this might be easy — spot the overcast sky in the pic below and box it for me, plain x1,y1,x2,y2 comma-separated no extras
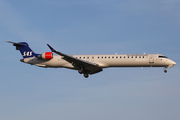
0,0,180,120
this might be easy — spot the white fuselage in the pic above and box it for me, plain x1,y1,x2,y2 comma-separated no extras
7,41,176,78
22,54,176,69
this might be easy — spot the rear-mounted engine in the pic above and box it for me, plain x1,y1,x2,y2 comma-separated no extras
38,52,53,60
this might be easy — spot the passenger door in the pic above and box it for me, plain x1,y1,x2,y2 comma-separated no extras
149,55,154,63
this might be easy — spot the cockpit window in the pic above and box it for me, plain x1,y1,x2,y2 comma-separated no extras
159,56,168,58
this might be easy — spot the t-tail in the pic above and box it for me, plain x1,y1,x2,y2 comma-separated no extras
6,41,38,58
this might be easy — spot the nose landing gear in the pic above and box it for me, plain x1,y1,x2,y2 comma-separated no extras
163,66,168,73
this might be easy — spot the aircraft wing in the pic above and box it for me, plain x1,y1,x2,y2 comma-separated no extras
47,44,103,74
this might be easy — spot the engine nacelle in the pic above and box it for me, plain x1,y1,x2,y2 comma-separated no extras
38,52,53,60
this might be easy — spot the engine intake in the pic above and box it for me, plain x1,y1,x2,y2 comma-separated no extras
38,52,53,60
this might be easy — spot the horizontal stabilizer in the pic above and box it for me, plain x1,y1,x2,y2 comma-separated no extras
5,41,27,46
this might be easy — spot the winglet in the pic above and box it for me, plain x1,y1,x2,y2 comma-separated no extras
47,44,56,52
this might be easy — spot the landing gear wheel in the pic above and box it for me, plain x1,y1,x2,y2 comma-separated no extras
84,74,89,78
78,69,83,74
78,68,84,74
163,67,168,73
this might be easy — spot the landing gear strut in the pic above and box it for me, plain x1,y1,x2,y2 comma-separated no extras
163,67,168,73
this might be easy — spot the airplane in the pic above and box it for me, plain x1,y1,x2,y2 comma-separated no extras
6,41,176,78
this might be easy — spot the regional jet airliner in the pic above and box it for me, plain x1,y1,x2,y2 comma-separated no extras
6,41,176,78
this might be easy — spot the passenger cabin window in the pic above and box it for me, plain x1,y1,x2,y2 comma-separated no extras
159,56,168,58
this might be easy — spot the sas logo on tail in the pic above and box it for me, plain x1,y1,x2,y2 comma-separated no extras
23,51,33,56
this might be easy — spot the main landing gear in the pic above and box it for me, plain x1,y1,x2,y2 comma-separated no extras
78,68,89,78
78,69,83,74
163,67,168,73
84,74,89,78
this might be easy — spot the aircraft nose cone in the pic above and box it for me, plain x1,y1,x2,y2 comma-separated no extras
168,60,176,68
172,61,176,65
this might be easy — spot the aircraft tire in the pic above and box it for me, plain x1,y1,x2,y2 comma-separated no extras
78,69,83,74
84,74,89,78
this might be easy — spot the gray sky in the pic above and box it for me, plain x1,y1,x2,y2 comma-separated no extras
0,0,180,120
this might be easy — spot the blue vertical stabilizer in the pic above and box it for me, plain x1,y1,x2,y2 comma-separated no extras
6,41,38,58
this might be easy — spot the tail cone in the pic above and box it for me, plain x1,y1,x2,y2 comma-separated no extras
20,59,24,62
